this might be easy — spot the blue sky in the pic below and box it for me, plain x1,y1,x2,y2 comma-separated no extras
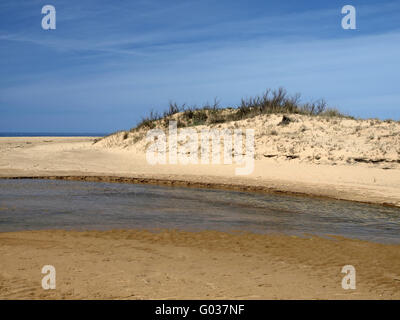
1,0,399,133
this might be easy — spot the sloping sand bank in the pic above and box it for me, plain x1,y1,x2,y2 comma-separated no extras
1,137,400,299
1,230,400,299
0,137,400,206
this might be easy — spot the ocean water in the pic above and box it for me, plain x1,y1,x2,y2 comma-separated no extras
0,179,400,244
0,132,108,137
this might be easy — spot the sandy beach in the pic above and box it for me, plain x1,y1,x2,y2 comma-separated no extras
1,133,400,207
1,229,400,299
2,0,400,303
0,125,399,299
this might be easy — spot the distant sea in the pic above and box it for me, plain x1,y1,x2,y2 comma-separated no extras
0,132,108,137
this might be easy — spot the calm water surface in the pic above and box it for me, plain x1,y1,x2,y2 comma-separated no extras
0,179,399,244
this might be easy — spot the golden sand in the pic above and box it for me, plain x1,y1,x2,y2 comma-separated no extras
1,230,399,299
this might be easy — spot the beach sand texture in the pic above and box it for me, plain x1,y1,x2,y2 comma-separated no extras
0,114,400,299
1,230,400,299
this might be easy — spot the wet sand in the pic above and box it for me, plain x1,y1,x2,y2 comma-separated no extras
1,137,400,299
1,229,400,299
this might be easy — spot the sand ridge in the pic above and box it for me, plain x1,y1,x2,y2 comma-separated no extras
1,135,400,207
98,114,400,168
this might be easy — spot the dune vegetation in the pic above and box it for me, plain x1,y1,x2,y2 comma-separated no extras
132,88,347,131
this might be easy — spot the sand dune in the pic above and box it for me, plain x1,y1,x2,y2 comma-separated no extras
1,114,400,207
1,115,400,299
98,114,400,169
